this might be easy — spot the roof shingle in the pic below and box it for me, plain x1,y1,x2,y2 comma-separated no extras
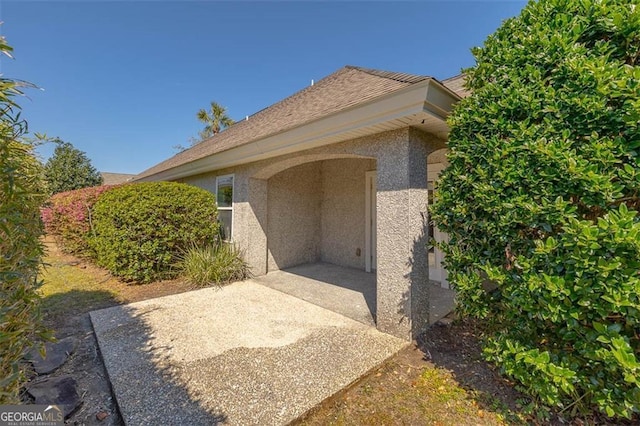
137,66,440,180
441,74,469,98
101,172,136,185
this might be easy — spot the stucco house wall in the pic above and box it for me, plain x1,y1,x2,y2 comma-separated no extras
320,158,375,270
265,158,376,272
137,66,463,341
179,127,445,339
267,162,322,270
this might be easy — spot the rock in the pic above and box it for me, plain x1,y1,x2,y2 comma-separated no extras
423,349,432,360
96,411,109,421
25,336,77,375
27,375,82,418
436,317,454,326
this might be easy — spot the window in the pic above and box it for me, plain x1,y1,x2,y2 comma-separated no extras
216,174,234,240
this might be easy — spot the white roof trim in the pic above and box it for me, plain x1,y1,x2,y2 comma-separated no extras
138,80,458,182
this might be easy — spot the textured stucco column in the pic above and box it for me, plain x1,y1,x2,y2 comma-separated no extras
243,177,268,276
376,133,430,340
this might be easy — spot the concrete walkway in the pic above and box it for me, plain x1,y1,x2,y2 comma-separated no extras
91,281,407,426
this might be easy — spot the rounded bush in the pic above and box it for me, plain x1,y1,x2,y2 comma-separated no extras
90,182,219,283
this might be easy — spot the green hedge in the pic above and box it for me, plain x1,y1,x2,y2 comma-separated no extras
432,0,640,420
90,182,219,283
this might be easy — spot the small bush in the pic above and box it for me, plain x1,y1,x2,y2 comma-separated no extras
41,185,115,256
90,182,219,283
0,139,49,404
178,242,251,287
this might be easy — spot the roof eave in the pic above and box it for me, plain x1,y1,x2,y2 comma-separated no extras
423,78,460,120
137,79,459,182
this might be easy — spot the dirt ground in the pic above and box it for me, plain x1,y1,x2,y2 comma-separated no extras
298,320,526,426
298,312,637,426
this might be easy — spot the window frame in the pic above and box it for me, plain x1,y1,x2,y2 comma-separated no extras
215,174,234,241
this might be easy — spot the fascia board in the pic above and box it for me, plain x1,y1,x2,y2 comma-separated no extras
424,80,458,120
139,80,457,182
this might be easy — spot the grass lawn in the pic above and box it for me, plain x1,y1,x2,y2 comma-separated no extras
39,238,195,324
300,365,515,425
35,240,197,425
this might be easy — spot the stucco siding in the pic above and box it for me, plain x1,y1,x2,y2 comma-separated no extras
427,147,449,165
267,162,322,271
320,158,374,270
179,127,445,339
182,173,217,193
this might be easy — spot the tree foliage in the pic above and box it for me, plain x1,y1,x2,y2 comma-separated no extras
44,140,102,194
432,0,640,419
196,101,234,141
0,36,49,403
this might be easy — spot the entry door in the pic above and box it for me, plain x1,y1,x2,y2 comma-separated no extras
428,164,449,288
365,171,377,272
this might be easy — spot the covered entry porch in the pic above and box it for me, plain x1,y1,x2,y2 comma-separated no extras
254,262,455,326
138,66,462,341
239,128,448,340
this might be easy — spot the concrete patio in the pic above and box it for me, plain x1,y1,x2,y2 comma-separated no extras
256,262,456,326
91,280,408,425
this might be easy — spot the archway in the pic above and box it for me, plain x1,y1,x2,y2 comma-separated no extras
251,155,378,325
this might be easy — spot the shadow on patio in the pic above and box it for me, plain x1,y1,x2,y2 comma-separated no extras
90,304,227,425
91,282,406,424
254,262,455,328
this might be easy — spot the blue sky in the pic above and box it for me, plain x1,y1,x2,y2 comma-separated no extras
1,1,526,174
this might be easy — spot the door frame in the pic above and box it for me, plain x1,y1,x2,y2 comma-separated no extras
428,163,449,288
365,171,377,273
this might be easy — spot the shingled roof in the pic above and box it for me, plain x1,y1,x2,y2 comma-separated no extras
137,65,456,180
441,74,469,98
101,172,136,185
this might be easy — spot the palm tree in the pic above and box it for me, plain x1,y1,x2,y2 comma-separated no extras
196,101,234,140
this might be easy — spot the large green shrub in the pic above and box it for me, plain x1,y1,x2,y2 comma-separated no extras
41,185,115,256
0,38,49,403
90,182,219,283
431,0,639,419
